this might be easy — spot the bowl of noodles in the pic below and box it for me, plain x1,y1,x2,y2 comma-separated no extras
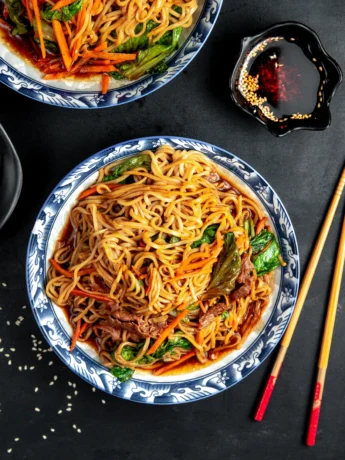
26,136,299,404
0,1,221,108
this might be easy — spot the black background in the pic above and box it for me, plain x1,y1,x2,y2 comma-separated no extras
1,1,345,459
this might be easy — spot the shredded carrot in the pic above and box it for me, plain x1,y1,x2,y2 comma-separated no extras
52,20,72,70
196,331,202,344
153,351,196,375
181,257,217,273
25,0,33,24
70,319,81,352
169,268,204,283
50,259,95,278
80,322,89,336
176,300,191,311
52,0,77,11
256,217,266,235
93,41,107,52
72,2,87,58
32,0,46,58
71,289,111,303
147,309,190,355
78,182,120,200
101,73,110,95
65,21,72,37
84,52,136,62
80,65,116,73
44,71,72,80
177,251,210,275
90,59,111,65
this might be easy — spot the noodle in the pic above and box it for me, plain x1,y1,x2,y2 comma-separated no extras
46,146,277,378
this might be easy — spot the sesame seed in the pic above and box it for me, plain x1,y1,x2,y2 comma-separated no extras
38,341,42,345
42,435,47,440
74,391,78,396
68,403,72,407
7,448,12,453
35,407,40,412
35,387,39,393
58,410,63,415
8,360,12,366
0,348,3,352
92,387,96,392
30,366,35,370
77,428,81,434
24,365,27,370
18,367,22,371
101,400,106,404
66,408,72,412
31,334,36,339
67,395,72,399
49,382,54,386
73,424,77,429
48,361,53,366
10,348,15,352
14,438,19,442
22,306,27,309
50,428,55,432
73,383,76,388
38,357,42,361
5,354,10,358
31,347,37,351
2,282,7,287
68,382,72,386
54,375,58,381
6,321,10,326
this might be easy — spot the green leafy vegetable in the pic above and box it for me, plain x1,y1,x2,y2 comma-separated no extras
187,303,199,311
113,20,157,53
151,234,159,242
5,0,28,35
33,18,56,42
150,61,169,75
34,38,58,53
191,224,220,249
204,233,241,299
110,366,134,382
103,154,151,182
152,337,191,359
222,311,230,320
250,229,274,254
41,0,83,22
169,236,181,244
243,218,255,239
251,235,281,276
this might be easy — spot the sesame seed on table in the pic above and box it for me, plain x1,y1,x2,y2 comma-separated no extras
0,0,345,458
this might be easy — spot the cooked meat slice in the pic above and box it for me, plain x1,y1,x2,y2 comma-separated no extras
199,303,228,329
94,323,121,341
206,172,220,183
230,253,254,301
230,282,252,301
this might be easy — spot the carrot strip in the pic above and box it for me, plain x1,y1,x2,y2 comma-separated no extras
70,319,81,352
80,322,89,336
84,51,136,62
91,0,100,14
72,2,87,58
153,351,196,376
101,74,110,94
147,309,190,355
256,217,266,235
44,71,72,80
181,257,217,273
78,182,120,200
93,41,107,52
32,0,46,58
176,300,190,311
71,289,111,303
52,20,72,70
50,259,95,278
25,0,33,24
65,21,72,37
90,59,111,65
196,331,202,344
177,251,210,275
52,0,76,11
80,65,116,73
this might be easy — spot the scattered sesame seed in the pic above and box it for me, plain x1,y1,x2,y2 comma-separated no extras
77,429,81,434
24,365,27,371
35,387,39,393
35,407,40,412
31,335,36,339
68,382,72,386
30,366,35,370
2,282,7,287
68,403,72,407
101,400,106,404
6,321,10,326
5,354,10,358
18,366,22,371
58,410,63,414
22,306,27,309
8,360,12,366
73,383,76,388
7,448,12,454
49,382,54,386
73,424,77,429
38,341,42,345
48,361,53,366
32,348,37,351
66,408,72,412
14,438,19,442
67,395,72,399
42,435,47,440
92,387,96,392
54,375,58,381
50,428,55,432
0,348,3,352
10,348,15,352
38,357,42,361
74,391,78,396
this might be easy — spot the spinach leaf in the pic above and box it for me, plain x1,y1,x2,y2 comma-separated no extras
5,0,28,35
204,233,241,299
110,366,134,382
222,311,230,320
150,61,169,75
252,237,281,276
33,18,56,42
169,236,181,244
250,229,274,254
114,20,157,53
121,345,139,361
243,218,255,239
34,38,59,53
103,154,151,182
151,234,159,242
191,224,220,249
42,0,83,22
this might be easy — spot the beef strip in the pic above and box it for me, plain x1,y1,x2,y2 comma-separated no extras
206,172,221,183
94,323,121,341
230,253,254,301
198,302,228,329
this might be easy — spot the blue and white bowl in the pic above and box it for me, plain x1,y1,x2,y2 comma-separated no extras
26,136,299,404
0,1,222,108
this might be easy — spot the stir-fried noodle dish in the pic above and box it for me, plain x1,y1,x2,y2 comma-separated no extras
1,0,199,92
46,146,284,381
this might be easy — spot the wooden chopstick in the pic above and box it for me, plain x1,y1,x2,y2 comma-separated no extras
306,215,345,446
254,168,345,422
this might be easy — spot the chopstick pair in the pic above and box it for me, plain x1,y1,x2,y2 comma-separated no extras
254,167,345,446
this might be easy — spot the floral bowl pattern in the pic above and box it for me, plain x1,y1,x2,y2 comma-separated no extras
0,1,222,109
26,136,299,404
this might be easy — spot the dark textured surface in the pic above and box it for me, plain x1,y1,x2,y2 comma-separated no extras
1,0,345,458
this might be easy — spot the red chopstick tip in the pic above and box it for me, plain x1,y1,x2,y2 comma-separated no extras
306,406,321,446
254,375,276,421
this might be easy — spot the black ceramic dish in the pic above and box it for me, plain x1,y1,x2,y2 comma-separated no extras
230,22,343,137
0,124,22,230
